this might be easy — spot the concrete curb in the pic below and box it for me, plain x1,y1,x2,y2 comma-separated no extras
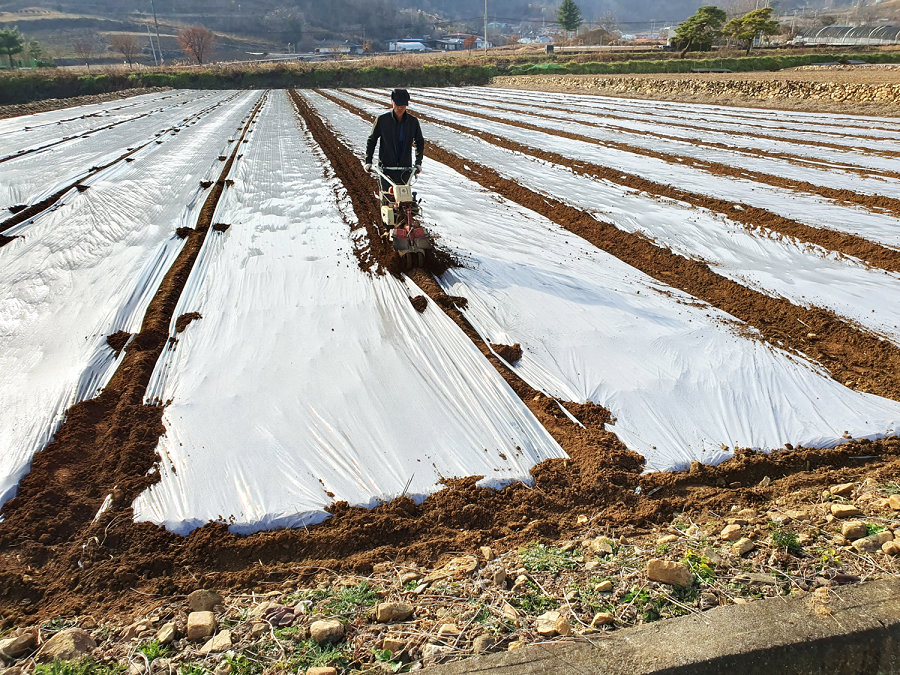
426,578,900,674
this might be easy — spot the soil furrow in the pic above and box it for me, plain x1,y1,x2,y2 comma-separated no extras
321,89,900,403
348,90,900,268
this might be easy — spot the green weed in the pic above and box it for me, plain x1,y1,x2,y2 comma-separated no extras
35,659,124,675
286,639,350,671
771,528,803,555
681,550,714,582
866,523,887,536
511,581,557,615
176,666,208,675
519,543,582,574
40,617,79,637
138,639,170,663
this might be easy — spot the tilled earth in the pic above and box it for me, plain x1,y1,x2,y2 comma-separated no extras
1,86,900,674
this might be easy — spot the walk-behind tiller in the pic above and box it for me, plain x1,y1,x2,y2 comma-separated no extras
371,165,431,270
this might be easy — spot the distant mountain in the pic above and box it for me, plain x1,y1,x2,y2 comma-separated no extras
0,0,854,51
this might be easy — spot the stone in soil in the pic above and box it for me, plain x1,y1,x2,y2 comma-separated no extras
250,622,268,638
731,538,755,556
719,524,742,541
883,541,900,556
889,494,900,510
647,559,693,587
310,619,344,644
535,610,571,637
594,580,613,592
508,640,526,651
188,589,224,612
35,629,96,663
830,504,862,518
492,567,507,586
200,630,232,654
422,643,453,666
438,623,461,637
830,483,855,497
501,601,520,622
587,537,615,556
423,555,479,582
851,531,893,553
155,622,177,645
376,601,414,623
306,668,337,675
382,637,406,654
656,534,678,544
590,612,614,627
186,611,217,640
0,632,36,661
841,521,868,540
472,634,493,654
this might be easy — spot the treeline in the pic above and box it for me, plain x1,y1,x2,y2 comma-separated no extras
4,51,900,105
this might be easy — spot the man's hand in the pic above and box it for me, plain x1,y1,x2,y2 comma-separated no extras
415,164,422,175
364,163,372,173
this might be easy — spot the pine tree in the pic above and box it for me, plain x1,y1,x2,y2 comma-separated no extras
0,26,25,68
557,0,583,34
674,6,726,58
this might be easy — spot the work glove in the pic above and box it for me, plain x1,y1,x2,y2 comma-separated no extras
364,163,372,173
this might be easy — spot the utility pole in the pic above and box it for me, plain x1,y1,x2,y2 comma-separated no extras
484,0,488,53
149,0,164,65
146,24,158,65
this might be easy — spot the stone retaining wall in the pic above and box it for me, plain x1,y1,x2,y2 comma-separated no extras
493,75,900,106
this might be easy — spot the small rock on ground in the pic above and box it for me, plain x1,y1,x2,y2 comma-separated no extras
375,602,413,622
188,589,224,612
35,629,96,663
647,559,693,587
831,504,862,518
310,619,344,644
186,611,217,640
199,630,232,655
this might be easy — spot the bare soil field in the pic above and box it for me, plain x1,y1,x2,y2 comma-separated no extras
1,85,899,674
493,65,900,116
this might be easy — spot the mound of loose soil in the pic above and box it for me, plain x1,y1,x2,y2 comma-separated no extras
494,343,523,364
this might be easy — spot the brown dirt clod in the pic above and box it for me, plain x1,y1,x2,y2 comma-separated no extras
175,312,203,333
494,343,523,364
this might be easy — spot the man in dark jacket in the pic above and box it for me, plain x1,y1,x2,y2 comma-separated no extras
364,88,424,196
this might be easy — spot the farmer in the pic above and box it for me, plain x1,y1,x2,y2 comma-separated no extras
364,88,424,198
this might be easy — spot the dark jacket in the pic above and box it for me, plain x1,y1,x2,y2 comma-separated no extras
365,110,424,168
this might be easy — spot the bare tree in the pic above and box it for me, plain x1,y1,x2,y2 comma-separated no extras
72,32,101,70
109,34,142,67
178,26,215,64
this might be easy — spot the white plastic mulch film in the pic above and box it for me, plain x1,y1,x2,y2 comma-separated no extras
131,91,565,534
2,87,899,536
0,91,262,508
307,88,899,471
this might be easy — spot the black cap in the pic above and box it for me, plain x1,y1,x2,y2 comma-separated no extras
391,88,410,105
